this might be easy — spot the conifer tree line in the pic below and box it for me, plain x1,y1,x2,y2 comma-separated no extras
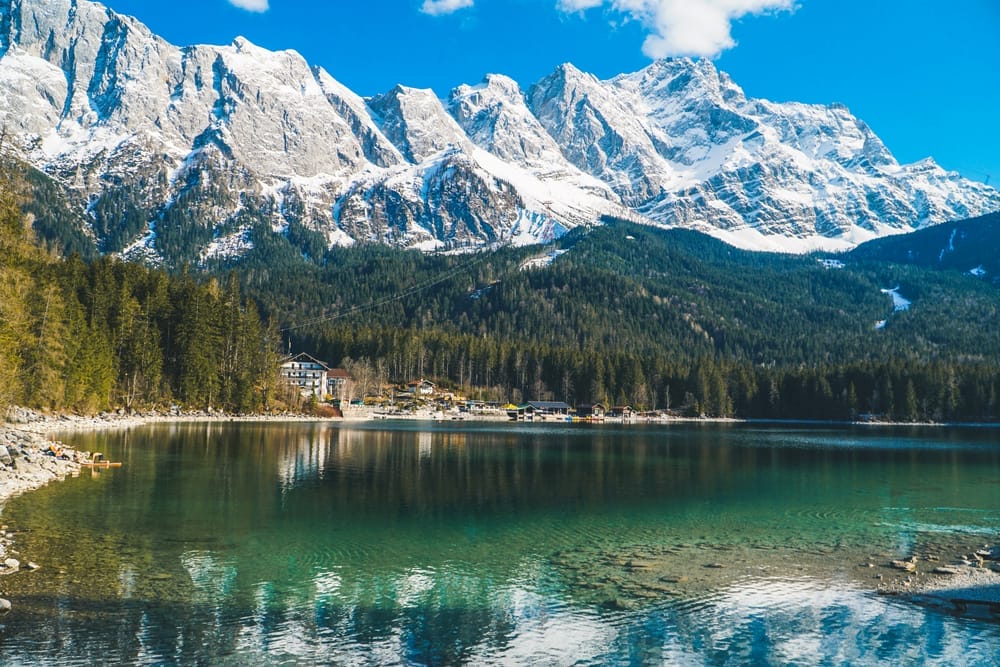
1,162,282,414
259,221,998,423
4,151,999,422
299,325,998,421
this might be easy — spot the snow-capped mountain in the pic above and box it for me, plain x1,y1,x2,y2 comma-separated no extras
0,0,996,264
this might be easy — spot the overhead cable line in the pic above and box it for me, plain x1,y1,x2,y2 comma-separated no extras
280,239,510,333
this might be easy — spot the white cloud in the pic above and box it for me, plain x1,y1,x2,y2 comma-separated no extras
559,0,795,58
420,0,475,16
559,0,603,9
227,0,269,12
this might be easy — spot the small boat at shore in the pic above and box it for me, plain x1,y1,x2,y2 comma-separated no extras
79,461,122,468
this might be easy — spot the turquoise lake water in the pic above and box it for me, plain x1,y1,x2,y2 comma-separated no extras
0,421,998,665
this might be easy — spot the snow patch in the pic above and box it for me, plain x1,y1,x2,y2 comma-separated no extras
880,287,911,312
818,258,845,269
520,249,569,271
509,210,569,247
410,238,446,252
697,222,907,254
200,226,254,263
117,223,164,267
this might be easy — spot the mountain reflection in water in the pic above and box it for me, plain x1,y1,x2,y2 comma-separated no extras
0,421,997,665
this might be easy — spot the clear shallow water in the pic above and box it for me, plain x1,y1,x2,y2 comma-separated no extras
0,422,998,665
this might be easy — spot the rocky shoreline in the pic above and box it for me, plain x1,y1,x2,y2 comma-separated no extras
872,545,1000,619
1,411,97,614
0,417,88,506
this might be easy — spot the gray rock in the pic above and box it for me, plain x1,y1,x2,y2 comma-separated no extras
0,598,11,614
0,445,11,466
624,559,659,570
890,558,917,572
976,546,1000,561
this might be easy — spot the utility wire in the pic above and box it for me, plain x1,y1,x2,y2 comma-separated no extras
280,239,512,333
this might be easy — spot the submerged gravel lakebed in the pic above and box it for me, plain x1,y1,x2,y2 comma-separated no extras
1,414,998,653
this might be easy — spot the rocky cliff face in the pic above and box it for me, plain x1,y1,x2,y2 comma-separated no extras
0,0,996,264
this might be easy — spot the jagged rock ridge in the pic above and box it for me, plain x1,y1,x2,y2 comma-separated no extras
0,0,996,264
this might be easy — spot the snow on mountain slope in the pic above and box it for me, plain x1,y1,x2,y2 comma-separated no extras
0,0,997,263
527,63,676,206
343,84,636,248
530,57,1000,250
369,85,471,164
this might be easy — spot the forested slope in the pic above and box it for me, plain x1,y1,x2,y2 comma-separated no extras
0,162,282,414
5,143,998,422
235,216,999,421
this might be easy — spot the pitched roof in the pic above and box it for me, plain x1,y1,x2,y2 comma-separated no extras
527,401,572,410
282,352,330,369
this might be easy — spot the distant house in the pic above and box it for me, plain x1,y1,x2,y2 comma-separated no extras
508,401,573,421
528,401,571,414
609,405,634,420
406,379,436,396
327,368,352,398
461,400,504,416
280,353,330,398
527,401,572,416
576,403,607,419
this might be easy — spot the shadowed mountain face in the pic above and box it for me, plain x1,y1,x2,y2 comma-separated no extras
849,212,1000,282
1,0,997,265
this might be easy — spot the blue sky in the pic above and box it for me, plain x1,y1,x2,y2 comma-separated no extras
104,0,999,185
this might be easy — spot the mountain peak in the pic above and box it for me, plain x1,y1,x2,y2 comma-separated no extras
618,56,745,106
0,0,997,261
480,73,522,96
551,61,594,83
369,84,468,163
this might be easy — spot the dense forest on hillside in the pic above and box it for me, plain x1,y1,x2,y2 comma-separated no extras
227,215,1000,422
0,161,282,414
848,211,1000,279
4,149,999,422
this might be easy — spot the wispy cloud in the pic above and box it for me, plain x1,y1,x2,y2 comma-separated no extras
227,0,269,13
559,0,795,58
428,1,794,57
420,0,475,16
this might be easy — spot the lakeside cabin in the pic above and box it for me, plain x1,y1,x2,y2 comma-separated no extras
280,353,331,398
407,379,437,396
327,367,352,398
609,405,635,421
575,403,607,420
279,353,352,401
508,401,573,421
